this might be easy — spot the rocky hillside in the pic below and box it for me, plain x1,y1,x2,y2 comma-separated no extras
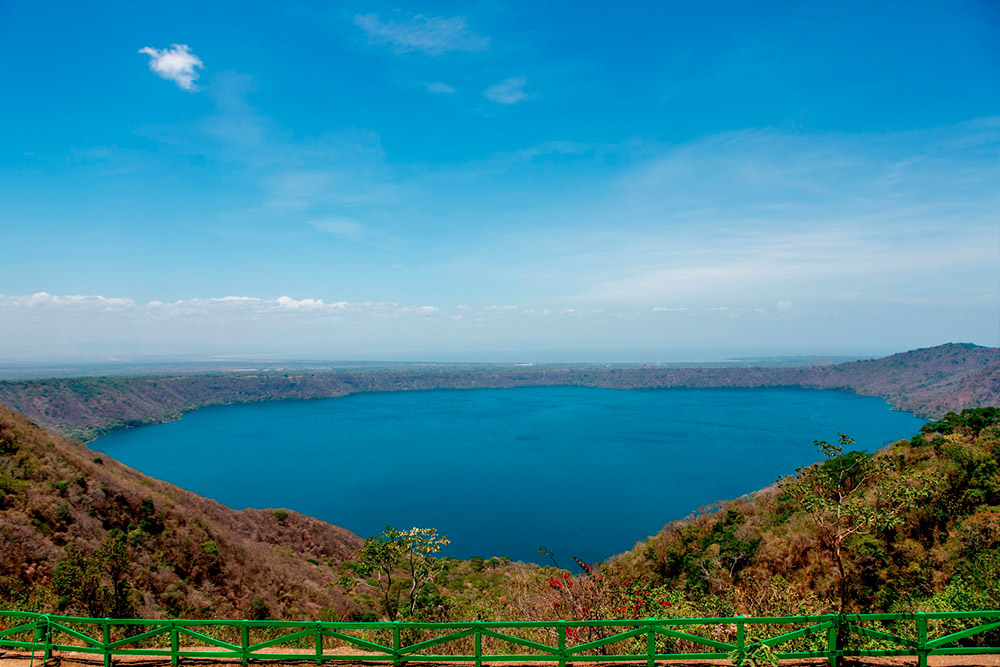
0,344,1000,440
798,343,1000,417
0,402,361,618
0,344,996,441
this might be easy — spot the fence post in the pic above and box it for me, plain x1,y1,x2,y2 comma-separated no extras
241,621,249,667
103,619,112,667
315,621,323,665
826,615,838,667
474,621,482,667
170,619,179,667
558,620,566,667
736,617,745,659
42,614,51,665
916,612,928,667
646,619,655,667
392,622,401,667
32,618,44,652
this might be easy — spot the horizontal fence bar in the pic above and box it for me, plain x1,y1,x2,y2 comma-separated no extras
5,611,1000,665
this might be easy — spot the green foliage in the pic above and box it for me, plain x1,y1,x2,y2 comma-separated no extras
0,473,25,496
100,530,138,618
272,508,288,522
53,502,72,524
52,532,137,618
339,525,450,620
921,407,1000,437
0,425,18,455
137,497,165,534
53,546,102,615
729,642,779,667
779,433,931,612
246,596,271,620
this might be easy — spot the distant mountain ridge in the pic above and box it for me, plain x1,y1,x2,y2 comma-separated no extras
0,343,996,441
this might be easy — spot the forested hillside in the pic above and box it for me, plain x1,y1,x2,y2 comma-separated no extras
0,403,360,619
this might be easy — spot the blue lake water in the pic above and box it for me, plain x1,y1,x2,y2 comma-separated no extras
91,386,927,564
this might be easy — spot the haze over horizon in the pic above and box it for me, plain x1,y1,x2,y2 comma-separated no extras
1,1,997,363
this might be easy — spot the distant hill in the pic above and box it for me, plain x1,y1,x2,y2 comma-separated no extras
0,402,361,618
0,343,996,441
793,343,1000,416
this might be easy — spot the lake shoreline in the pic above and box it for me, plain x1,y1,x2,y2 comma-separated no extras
89,386,928,564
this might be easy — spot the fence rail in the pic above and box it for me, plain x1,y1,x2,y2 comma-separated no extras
3,611,1000,667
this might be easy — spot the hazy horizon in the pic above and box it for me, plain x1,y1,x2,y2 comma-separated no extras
0,344,981,381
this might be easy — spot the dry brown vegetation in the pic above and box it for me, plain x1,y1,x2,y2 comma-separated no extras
0,403,361,619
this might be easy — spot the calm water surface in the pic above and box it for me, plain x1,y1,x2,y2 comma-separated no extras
92,386,927,563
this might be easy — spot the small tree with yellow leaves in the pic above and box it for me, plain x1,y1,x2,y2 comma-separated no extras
340,525,450,620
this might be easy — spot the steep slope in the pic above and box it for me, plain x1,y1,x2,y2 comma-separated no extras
1,344,997,441
0,403,361,618
796,343,1000,416
603,407,1000,616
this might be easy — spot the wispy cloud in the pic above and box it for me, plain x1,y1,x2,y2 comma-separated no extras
484,77,530,104
0,293,828,324
354,13,489,56
307,217,364,240
424,81,455,94
429,120,999,322
519,141,590,159
138,44,204,91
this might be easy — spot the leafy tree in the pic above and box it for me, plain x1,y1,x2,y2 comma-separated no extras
52,546,103,615
779,433,930,614
99,531,136,619
51,531,136,618
339,526,449,620
920,407,1000,438
246,596,271,620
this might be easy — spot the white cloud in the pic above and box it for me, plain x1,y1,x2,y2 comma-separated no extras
1,291,995,363
354,13,489,56
425,82,455,94
9,292,135,310
484,77,529,104
275,296,326,310
138,44,204,91
307,217,364,240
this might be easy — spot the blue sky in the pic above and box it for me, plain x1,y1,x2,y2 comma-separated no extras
0,0,997,362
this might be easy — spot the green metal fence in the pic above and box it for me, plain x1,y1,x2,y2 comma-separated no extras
3,611,1000,667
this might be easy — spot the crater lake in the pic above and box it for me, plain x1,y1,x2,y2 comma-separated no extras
91,386,928,563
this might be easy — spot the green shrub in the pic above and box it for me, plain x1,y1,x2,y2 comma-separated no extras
247,597,270,620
